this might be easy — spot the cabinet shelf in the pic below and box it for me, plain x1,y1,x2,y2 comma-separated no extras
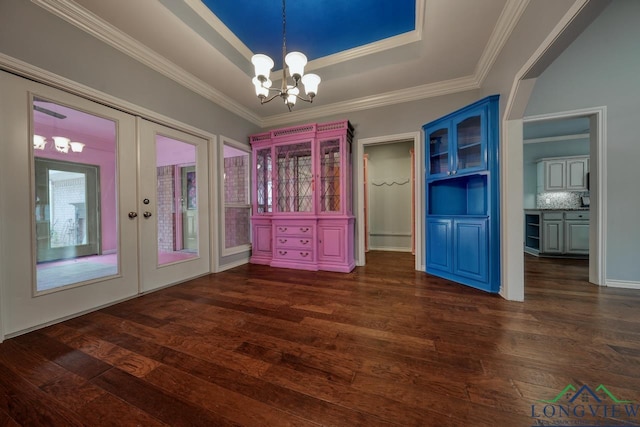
458,142,482,150
430,151,449,158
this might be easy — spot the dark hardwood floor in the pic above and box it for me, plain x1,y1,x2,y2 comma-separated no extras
1,252,639,426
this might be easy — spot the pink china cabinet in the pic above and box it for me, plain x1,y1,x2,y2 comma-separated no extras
249,120,355,272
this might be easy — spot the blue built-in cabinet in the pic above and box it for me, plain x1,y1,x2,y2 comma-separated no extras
424,95,500,293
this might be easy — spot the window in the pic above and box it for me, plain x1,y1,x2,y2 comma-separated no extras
221,137,251,255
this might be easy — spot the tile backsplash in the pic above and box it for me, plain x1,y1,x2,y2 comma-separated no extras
537,191,589,209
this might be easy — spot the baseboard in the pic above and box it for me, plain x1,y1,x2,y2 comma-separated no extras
217,257,250,272
605,279,640,290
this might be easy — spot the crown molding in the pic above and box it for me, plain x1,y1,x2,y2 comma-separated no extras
475,0,530,84
32,0,262,126
261,75,479,128
30,0,518,129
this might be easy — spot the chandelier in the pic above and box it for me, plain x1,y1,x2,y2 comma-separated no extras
250,0,321,111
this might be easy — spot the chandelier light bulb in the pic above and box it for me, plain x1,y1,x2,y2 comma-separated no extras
33,134,47,150
284,52,307,80
252,77,272,99
52,136,70,153
251,54,274,81
301,73,321,98
69,142,85,153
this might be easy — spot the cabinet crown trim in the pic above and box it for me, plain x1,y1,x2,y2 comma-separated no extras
250,120,353,145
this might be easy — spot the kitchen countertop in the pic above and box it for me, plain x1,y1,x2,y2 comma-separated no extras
524,208,590,211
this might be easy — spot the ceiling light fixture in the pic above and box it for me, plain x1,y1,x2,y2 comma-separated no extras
251,0,320,111
33,135,84,153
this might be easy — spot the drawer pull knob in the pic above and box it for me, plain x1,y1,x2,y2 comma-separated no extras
279,239,287,244
300,252,309,257
279,227,288,232
300,239,309,245
279,250,287,255
300,227,309,232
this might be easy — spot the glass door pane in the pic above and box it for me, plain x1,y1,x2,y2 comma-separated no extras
256,147,272,213
155,135,198,266
138,118,210,293
428,127,449,176
33,97,118,292
319,138,341,212
456,114,483,171
276,141,313,212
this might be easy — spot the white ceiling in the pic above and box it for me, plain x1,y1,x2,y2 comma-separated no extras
42,0,526,127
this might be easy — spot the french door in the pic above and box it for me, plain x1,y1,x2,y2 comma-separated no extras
0,71,210,338
137,118,209,293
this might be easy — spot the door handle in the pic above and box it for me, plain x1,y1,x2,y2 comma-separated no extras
128,212,138,219
143,211,152,218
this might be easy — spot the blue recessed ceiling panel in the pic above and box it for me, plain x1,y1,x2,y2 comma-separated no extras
202,0,415,69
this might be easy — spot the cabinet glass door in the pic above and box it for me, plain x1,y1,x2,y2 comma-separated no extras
276,141,313,213
454,109,485,174
319,138,341,212
255,147,272,213
428,126,450,177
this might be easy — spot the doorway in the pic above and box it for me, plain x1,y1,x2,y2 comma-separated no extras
363,141,414,253
0,71,211,338
523,109,603,287
355,132,422,270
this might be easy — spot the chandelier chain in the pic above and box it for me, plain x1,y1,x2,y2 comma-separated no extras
281,0,287,88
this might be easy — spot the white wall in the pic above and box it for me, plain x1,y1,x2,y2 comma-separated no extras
524,0,640,283
365,141,413,251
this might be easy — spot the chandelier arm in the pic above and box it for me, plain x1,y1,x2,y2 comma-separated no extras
260,92,283,105
294,94,314,103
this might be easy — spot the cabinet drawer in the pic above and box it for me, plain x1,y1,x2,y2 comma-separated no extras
542,212,563,220
273,248,313,262
274,224,314,236
565,211,589,220
275,236,313,249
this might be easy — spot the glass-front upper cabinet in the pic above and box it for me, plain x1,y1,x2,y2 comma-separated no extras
425,105,487,179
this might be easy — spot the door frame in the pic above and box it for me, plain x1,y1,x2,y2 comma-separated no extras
522,107,606,287
354,132,422,271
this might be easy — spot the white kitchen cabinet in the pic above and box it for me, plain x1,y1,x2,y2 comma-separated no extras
537,156,589,192
566,157,589,190
564,211,589,254
539,210,589,256
542,212,564,254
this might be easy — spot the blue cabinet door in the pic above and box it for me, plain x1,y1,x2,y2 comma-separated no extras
425,122,452,179
426,218,452,272
452,106,487,176
453,219,488,283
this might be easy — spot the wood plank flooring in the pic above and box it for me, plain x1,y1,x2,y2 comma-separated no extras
1,252,639,426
